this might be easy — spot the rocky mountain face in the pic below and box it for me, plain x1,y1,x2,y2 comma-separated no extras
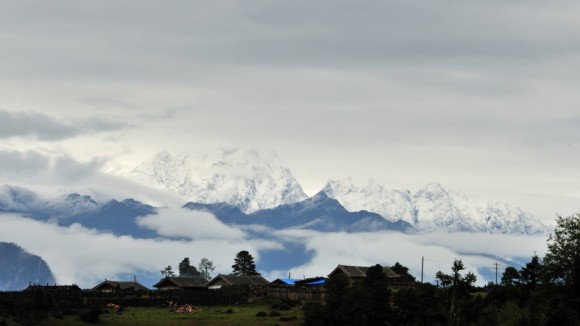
0,242,55,291
184,192,414,233
322,179,546,234
126,150,308,213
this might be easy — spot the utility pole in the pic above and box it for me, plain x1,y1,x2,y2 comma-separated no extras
493,262,499,285
421,256,424,283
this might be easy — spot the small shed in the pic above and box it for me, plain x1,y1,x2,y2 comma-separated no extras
92,280,148,293
207,274,269,290
294,277,327,286
153,277,208,290
270,278,301,287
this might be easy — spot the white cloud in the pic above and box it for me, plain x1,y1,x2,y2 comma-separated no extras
136,207,246,240
0,214,278,288
0,210,549,288
269,229,547,285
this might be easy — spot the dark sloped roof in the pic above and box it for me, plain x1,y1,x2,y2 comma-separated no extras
207,274,269,287
153,277,207,288
23,284,82,292
329,265,400,279
92,280,148,291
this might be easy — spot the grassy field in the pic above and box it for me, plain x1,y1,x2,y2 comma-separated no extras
36,304,304,326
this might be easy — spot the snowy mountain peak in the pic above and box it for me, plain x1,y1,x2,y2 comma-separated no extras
323,179,546,234
322,179,416,224
125,149,307,213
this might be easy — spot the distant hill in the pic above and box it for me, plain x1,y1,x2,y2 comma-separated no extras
0,185,159,238
0,242,55,291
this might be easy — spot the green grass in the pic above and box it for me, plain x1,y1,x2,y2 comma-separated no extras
39,304,303,326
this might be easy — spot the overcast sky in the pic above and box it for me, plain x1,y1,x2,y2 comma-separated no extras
1,1,580,221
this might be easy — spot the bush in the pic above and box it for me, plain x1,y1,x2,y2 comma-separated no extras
79,305,101,323
256,311,268,317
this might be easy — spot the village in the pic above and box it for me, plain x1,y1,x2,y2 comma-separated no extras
0,262,415,308
0,257,419,325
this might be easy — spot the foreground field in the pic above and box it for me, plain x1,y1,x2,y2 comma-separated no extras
38,304,303,326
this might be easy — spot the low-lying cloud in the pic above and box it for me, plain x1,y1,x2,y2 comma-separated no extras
136,207,246,240
263,229,548,285
0,214,278,288
0,211,549,288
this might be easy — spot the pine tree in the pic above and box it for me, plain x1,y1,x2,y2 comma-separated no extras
231,250,259,276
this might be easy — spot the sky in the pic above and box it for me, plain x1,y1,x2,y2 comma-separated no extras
1,1,576,286
1,2,580,219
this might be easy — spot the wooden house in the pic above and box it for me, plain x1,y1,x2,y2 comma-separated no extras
328,264,400,285
153,277,208,291
206,274,269,290
92,280,148,293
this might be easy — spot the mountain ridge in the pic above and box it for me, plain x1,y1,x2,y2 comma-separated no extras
322,179,546,234
125,150,307,213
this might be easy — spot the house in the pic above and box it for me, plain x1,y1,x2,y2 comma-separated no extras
23,284,82,293
21,284,85,309
92,280,149,293
328,265,400,285
153,277,208,290
206,274,269,290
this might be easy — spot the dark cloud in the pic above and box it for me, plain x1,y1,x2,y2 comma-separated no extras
0,110,79,140
0,109,128,140
0,150,49,176
0,150,103,183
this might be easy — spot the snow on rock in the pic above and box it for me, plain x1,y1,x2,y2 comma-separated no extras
323,180,546,235
125,149,308,213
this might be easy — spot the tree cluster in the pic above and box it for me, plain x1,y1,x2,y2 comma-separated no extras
161,257,215,280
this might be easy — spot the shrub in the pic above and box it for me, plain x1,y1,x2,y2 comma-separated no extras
256,311,268,317
79,304,101,323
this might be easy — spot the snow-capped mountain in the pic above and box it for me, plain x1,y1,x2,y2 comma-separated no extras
126,149,308,213
322,179,546,234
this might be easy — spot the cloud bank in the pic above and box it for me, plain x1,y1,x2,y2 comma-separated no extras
0,211,548,288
